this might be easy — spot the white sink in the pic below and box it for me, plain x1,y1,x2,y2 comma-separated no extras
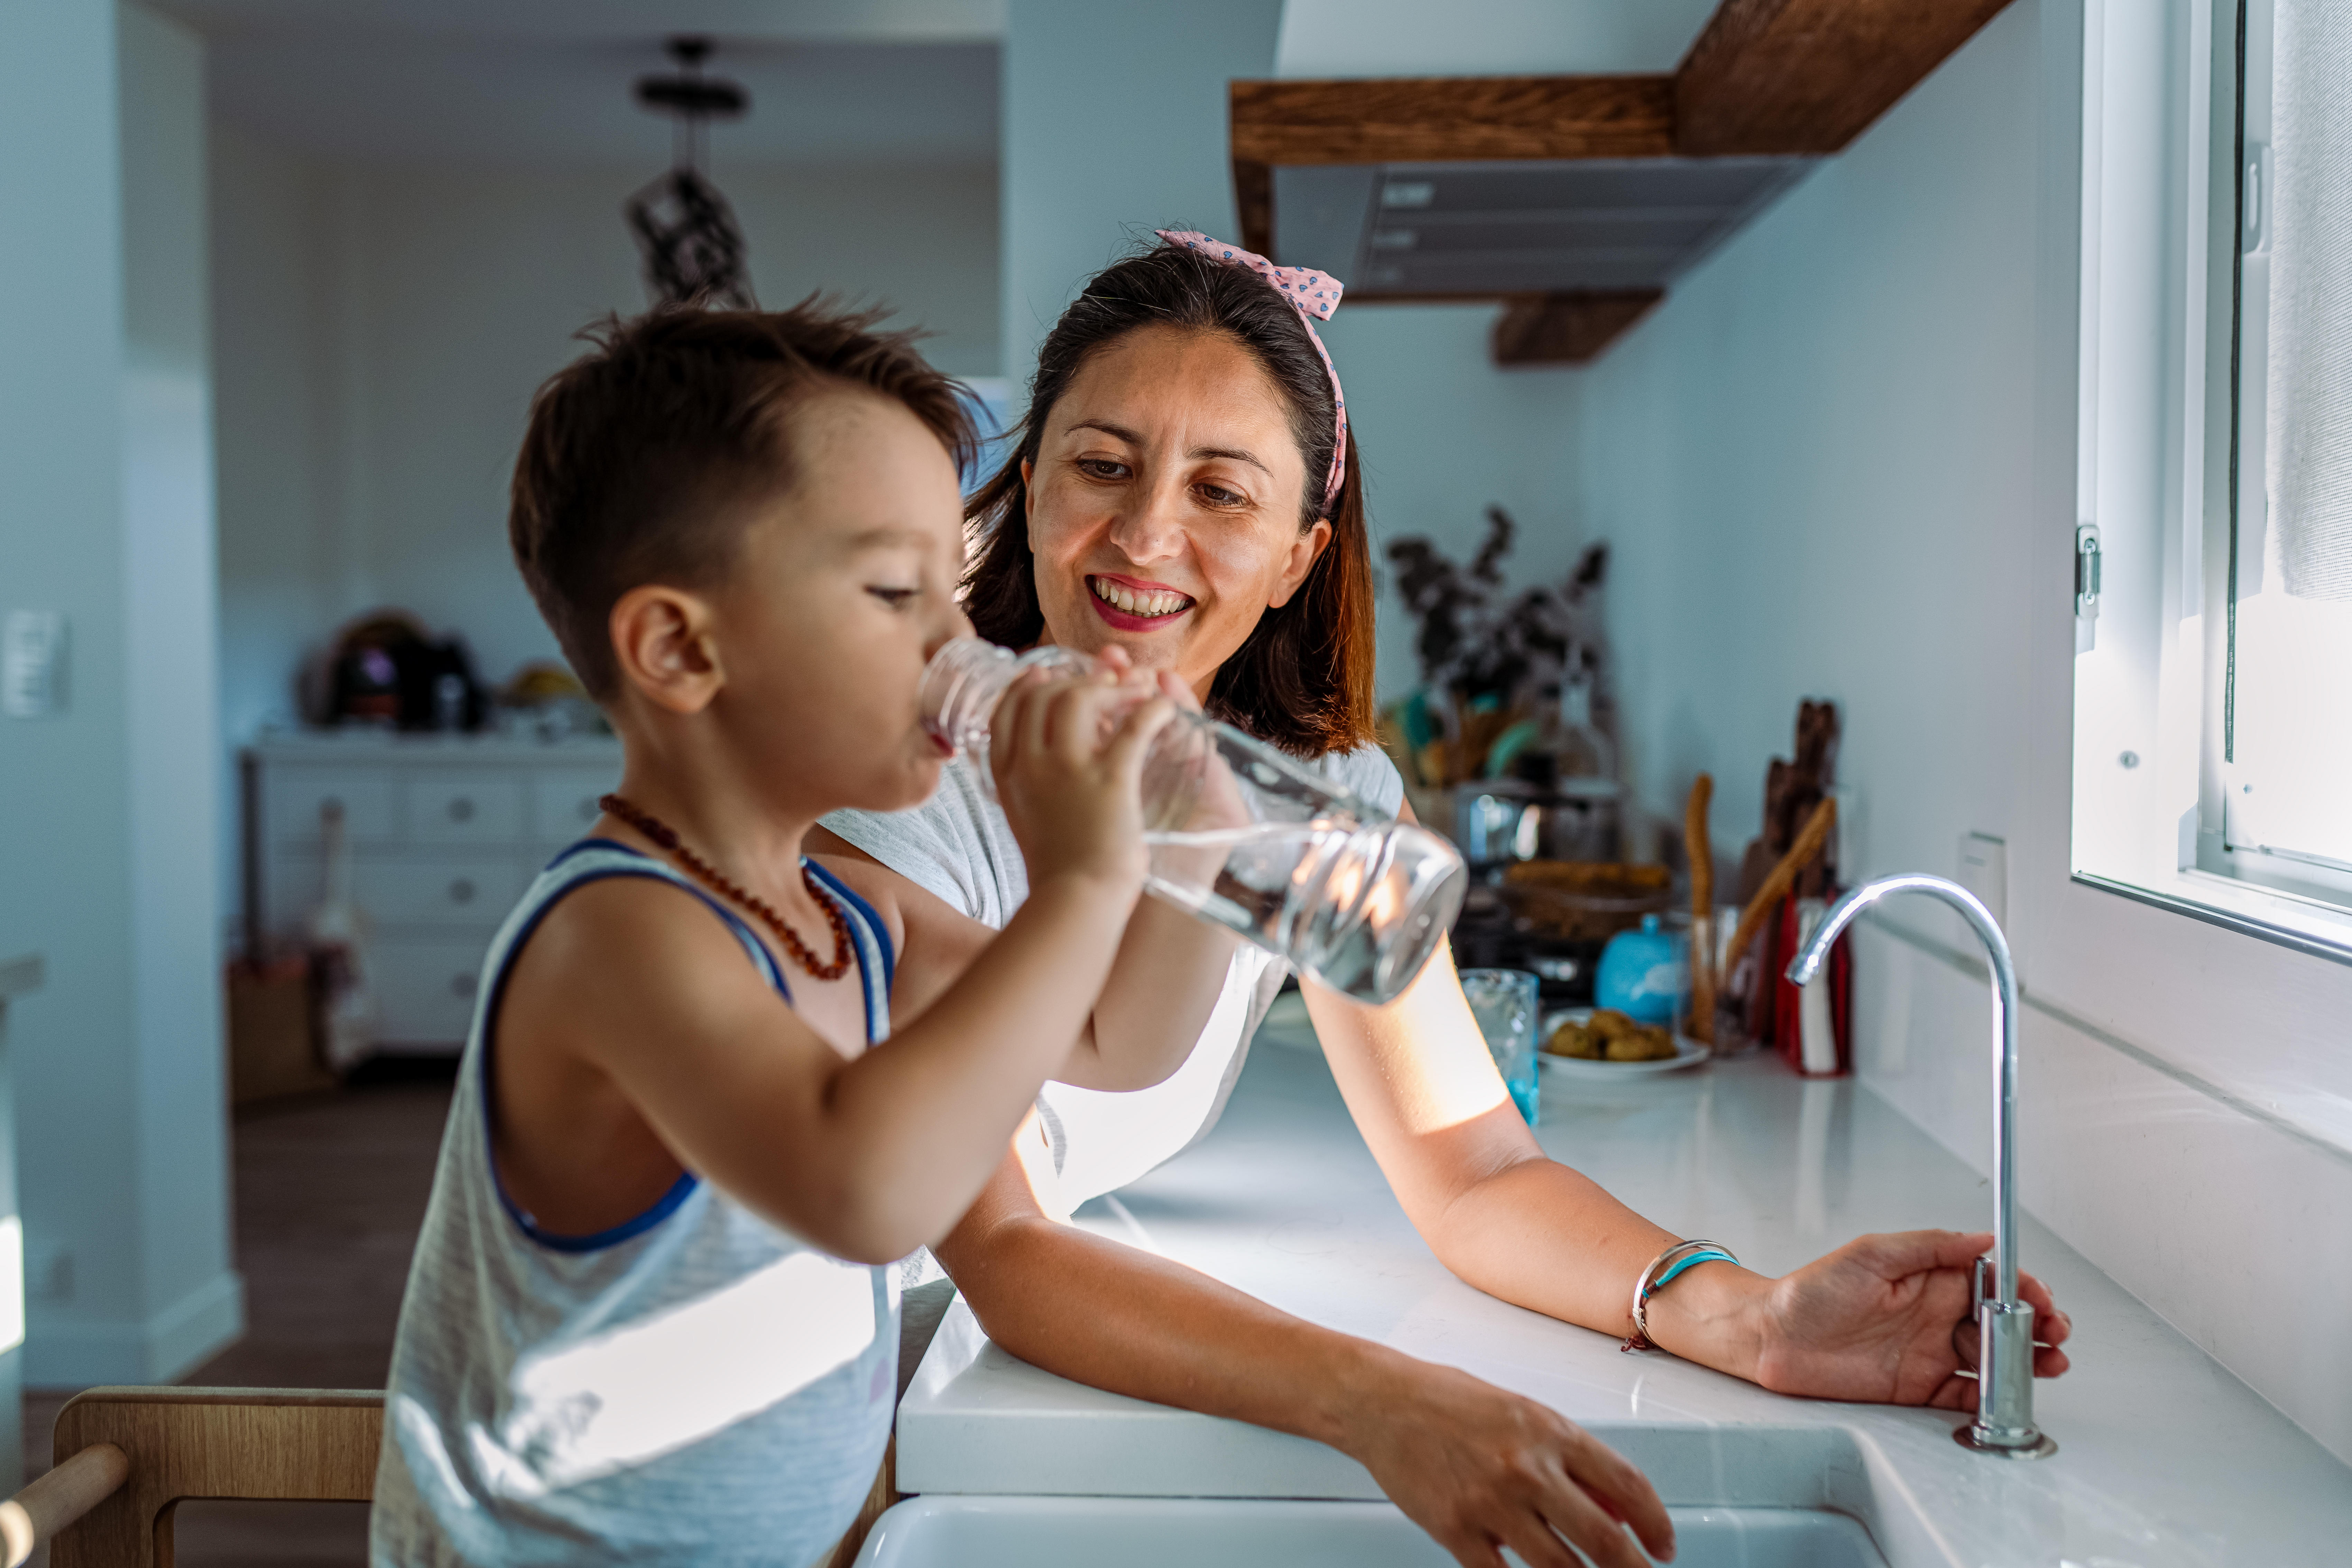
850,1496,1887,1567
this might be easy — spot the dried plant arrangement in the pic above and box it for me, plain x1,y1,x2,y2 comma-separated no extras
1381,508,1616,789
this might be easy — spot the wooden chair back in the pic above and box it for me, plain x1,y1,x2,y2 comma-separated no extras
20,1384,889,1567
45,1388,382,1568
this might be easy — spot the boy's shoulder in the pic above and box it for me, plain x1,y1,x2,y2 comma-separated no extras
807,850,994,1014
808,853,913,956
516,861,779,1013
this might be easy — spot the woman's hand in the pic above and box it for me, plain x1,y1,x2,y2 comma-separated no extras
1337,1353,1675,1568
1746,1230,2073,1408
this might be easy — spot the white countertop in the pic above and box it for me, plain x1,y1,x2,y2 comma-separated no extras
902,1021,2352,1566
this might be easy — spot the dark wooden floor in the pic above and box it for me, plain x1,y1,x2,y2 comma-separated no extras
26,1059,455,1566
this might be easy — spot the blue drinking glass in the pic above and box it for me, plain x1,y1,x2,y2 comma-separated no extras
1460,968,1541,1126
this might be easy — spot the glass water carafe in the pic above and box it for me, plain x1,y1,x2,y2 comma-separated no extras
919,638,1467,1005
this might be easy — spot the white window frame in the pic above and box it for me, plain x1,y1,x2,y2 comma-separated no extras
2071,0,2352,966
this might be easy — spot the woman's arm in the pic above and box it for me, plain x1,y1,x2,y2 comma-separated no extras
1301,941,2071,1402
935,1119,1674,1568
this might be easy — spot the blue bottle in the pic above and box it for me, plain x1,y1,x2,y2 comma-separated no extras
1595,914,1684,1027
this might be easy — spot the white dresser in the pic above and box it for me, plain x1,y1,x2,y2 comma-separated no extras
242,732,625,1053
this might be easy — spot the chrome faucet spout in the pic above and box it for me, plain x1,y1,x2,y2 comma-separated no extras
1784,872,2055,1458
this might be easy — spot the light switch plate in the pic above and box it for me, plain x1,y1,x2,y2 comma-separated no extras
2,610,65,718
1958,831,2008,933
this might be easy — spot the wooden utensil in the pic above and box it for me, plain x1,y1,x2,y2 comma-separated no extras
1686,773,1715,1043
1722,794,1837,999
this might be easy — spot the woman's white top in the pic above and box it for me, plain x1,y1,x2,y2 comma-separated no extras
371,842,901,1568
822,744,1404,1208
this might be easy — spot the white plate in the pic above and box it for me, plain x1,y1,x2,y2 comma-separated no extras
1538,1008,1709,1077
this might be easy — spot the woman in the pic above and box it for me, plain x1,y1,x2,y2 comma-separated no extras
815,233,2071,1568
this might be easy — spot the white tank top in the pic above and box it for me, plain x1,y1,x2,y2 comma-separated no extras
371,841,899,1568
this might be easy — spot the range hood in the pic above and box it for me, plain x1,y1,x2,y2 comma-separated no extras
1273,156,1811,298
1232,0,2019,363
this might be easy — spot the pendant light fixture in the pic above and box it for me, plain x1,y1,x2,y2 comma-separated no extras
626,36,755,309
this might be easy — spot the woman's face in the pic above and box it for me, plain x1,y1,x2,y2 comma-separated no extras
1023,325,1331,699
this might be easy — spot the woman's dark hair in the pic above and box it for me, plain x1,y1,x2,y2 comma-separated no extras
962,243,1376,757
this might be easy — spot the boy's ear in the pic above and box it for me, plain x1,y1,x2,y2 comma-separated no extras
609,585,724,715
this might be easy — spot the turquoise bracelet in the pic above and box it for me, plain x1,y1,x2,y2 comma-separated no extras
1653,1246,1737,1292
1622,1239,1738,1352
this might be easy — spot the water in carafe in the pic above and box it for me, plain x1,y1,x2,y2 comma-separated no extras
918,638,1467,1006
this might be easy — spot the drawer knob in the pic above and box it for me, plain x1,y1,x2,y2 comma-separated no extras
447,797,476,823
449,878,476,905
450,972,478,999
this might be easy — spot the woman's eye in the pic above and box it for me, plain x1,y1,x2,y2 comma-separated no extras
1075,458,1129,480
1197,482,1248,508
866,586,918,608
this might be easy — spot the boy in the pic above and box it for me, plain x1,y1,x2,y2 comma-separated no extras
370,304,1229,1566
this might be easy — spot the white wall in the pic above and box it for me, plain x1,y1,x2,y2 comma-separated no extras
1312,309,1583,704
1000,0,1285,378
0,0,240,1387
1569,0,2352,1464
213,149,1001,753
118,0,237,1382
212,123,342,767
1274,0,1716,77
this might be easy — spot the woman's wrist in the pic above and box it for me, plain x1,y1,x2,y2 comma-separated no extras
1640,1261,1773,1382
1309,1335,1427,1458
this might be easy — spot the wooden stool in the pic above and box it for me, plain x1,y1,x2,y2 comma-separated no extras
3,1388,381,1568
6,1385,894,1567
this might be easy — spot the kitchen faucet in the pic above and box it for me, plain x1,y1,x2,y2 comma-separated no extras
1787,873,2057,1458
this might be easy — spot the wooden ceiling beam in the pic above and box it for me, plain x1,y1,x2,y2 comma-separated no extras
1230,74,1676,167
1234,158,1276,260
1230,74,1672,255
1226,0,2021,360
1491,290,1664,366
1674,0,2019,155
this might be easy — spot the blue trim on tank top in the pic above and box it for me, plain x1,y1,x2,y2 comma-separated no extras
482,838,893,1254
807,858,895,1004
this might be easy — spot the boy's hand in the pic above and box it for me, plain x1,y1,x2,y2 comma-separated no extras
990,668,1174,894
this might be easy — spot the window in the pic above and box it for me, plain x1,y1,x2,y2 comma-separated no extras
2073,0,2352,962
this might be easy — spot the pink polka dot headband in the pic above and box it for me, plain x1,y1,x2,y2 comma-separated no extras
1156,229,1348,516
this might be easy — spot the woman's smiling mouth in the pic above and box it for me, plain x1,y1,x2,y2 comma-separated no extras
1087,574,1195,628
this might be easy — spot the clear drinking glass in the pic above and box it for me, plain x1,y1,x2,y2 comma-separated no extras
919,638,1468,1006
1460,967,1540,1126
1661,908,1696,1036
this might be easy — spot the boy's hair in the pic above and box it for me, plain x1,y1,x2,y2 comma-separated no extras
511,301,978,700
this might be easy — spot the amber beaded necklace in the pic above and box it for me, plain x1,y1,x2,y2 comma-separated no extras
599,793,854,982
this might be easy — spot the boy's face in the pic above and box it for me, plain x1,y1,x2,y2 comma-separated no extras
710,389,971,814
